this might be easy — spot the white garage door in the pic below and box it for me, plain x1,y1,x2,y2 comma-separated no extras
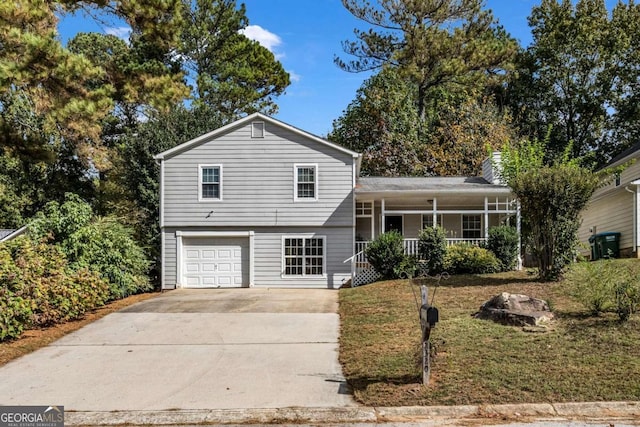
182,237,247,288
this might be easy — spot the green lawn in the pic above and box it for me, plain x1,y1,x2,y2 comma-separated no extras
339,263,640,406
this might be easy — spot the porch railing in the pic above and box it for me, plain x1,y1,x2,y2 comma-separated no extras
352,238,487,276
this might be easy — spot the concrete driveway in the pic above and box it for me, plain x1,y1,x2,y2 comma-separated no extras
0,289,354,411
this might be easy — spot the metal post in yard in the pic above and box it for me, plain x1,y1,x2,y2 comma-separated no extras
421,285,430,385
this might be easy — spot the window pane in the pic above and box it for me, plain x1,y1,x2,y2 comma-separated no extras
297,167,314,183
202,167,219,183
201,167,220,199
285,237,324,276
462,215,481,238
202,183,219,198
297,183,314,198
296,166,316,199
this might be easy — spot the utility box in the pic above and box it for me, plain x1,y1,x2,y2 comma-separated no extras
589,232,621,260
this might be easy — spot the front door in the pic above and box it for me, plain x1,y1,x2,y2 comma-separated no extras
384,215,403,234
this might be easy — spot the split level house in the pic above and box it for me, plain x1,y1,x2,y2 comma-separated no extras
155,113,520,289
578,143,640,258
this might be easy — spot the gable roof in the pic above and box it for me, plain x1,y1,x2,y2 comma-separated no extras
356,176,511,195
0,226,27,242
604,142,640,169
154,112,360,161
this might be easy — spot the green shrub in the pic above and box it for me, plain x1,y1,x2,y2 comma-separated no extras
0,238,110,339
67,217,151,299
27,194,151,300
29,193,93,243
614,278,640,322
0,288,32,341
365,231,405,280
444,244,501,274
566,260,616,315
395,255,419,279
418,226,447,274
486,225,519,271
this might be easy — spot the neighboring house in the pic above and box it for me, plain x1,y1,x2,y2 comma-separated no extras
578,143,640,258
0,226,27,243
156,113,520,289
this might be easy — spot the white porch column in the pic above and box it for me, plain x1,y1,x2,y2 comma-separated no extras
432,198,437,227
635,184,640,257
484,196,489,238
381,198,386,233
516,200,522,270
371,202,375,241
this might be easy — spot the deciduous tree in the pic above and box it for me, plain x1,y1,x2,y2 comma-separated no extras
507,0,640,165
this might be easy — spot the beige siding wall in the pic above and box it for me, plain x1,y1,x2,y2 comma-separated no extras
579,189,634,254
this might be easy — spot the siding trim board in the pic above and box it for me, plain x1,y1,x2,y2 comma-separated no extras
293,163,319,202
198,164,223,202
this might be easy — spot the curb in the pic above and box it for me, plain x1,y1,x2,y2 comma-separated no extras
65,401,640,425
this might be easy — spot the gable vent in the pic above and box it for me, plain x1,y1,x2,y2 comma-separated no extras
252,121,265,138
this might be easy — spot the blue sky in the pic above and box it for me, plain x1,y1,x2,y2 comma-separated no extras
58,0,617,136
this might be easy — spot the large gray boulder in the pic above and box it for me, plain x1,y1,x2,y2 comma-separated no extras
475,292,554,327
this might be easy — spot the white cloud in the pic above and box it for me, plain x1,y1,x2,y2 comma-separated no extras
105,26,131,40
289,71,301,83
240,25,282,52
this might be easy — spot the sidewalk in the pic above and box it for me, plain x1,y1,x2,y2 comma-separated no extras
66,401,640,425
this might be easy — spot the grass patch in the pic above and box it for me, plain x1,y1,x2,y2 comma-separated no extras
339,264,640,406
0,291,158,367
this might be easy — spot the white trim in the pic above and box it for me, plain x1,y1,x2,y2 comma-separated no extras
175,230,255,288
198,164,223,202
161,230,166,289
177,231,254,237
251,121,265,138
159,160,165,228
384,209,516,215
281,234,327,279
352,158,357,284
636,186,640,255
294,163,319,202
484,196,489,238
154,112,359,160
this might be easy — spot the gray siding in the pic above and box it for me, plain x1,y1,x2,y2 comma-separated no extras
162,226,352,289
162,122,354,228
163,230,177,288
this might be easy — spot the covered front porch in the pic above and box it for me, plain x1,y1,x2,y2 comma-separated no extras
351,177,520,280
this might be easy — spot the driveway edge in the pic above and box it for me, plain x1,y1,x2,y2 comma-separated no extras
65,401,640,425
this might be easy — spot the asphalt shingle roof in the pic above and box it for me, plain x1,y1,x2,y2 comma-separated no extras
0,229,16,240
356,176,508,192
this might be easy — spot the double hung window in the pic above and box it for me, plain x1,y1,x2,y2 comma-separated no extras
283,237,325,276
